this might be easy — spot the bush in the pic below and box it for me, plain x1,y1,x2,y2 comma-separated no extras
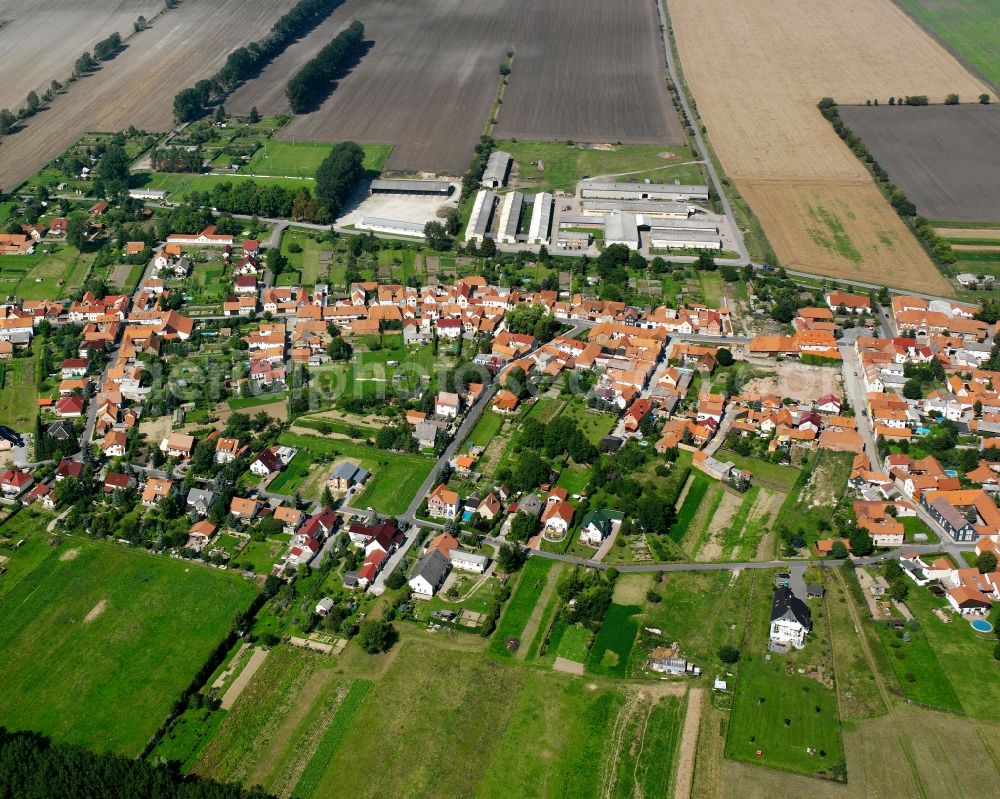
718,644,740,664
356,618,396,654
645,589,662,603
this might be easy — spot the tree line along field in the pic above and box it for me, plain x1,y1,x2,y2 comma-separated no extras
0,0,162,111
669,0,986,293
893,0,1000,91
836,104,1000,223
228,0,680,175
0,0,300,191
0,534,256,756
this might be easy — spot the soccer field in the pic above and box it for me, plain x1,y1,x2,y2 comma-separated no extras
0,538,256,755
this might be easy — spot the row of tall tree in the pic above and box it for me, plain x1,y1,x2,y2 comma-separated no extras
286,21,365,113
174,0,344,122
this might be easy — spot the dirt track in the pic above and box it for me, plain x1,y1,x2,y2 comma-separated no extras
0,0,297,191
674,687,702,799
670,0,986,293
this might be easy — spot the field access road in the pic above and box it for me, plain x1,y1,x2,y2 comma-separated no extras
656,0,749,266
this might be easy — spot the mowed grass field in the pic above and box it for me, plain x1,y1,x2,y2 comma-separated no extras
894,0,1000,89
501,141,703,194
278,432,434,515
670,0,985,292
243,140,392,179
0,538,256,755
199,636,688,799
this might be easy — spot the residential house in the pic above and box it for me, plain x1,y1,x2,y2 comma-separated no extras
0,469,33,498
409,549,450,597
186,488,216,517
579,509,624,546
427,483,460,519
230,496,262,522
100,430,127,458
250,448,283,477
436,391,461,419
769,587,811,649
186,520,217,551
142,478,173,506
327,461,371,491
161,432,196,460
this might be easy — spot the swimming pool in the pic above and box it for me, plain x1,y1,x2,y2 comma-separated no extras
945,469,959,477
462,510,473,522
916,427,931,436
971,619,993,633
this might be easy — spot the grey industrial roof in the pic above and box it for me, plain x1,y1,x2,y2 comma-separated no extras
581,199,692,215
649,229,723,244
472,191,497,237
482,150,512,185
646,217,719,232
358,217,426,235
580,180,709,196
530,192,553,239
370,178,451,194
502,192,524,239
604,211,639,243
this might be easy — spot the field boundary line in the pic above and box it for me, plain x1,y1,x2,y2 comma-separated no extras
834,568,928,798
674,688,702,799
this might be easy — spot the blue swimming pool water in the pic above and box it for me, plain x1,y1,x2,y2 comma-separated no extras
945,469,958,477
916,427,931,436
971,619,993,633
462,510,473,522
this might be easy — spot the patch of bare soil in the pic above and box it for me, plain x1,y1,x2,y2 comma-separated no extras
694,491,742,562
675,687,703,799
552,657,585,675
83,599,107,623
752,489,786,561
59,547,80,561
220,648,269,710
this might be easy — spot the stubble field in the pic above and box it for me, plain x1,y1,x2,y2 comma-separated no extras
235,0,679,174
0,0,297,191
838,104,1000,222
669,0,986,293
0,0,162,111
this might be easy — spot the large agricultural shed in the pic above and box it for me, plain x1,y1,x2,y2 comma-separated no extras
837,104,1000,222
369,179,452,196
580,181,710,203
229,0,682,174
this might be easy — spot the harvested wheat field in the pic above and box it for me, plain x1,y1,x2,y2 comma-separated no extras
262,0,680,174
669,0,987,293
0,0,162,112
0,0,297,191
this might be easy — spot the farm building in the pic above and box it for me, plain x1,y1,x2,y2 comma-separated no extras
128,188,169,201
604,211,640,250
580,180,709,202
480,150,512,188
527,192,553,244
581,199,693,218
369,179,452,196
557,229,592,250
497,191,524,245
464,189,497,242
650,229,723,251
647,217,719,233
356,217,427,238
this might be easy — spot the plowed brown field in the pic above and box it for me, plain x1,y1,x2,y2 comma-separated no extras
0,0,162,111
669,0,987,294
0,0,296,191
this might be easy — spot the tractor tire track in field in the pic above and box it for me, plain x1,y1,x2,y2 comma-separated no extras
833,568,928,799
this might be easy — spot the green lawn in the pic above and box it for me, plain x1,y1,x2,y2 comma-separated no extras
715,450,800,491
279,432,435,516
227,391,287,410
465,411,503,449
669,474,709,543
700,272,724,306
586,603,640,678
138,172,319,199
555,464,591,496
894,0,1000,89
267,450,312,494
0,539,256,755
0,244,90,300
244,141,393,179
555,623,591,663
559,400,617,446
726,657,844,776
874,620,962,713
488,557,554,657
280,228,327,286
0,357,38,431
499,141,704,194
